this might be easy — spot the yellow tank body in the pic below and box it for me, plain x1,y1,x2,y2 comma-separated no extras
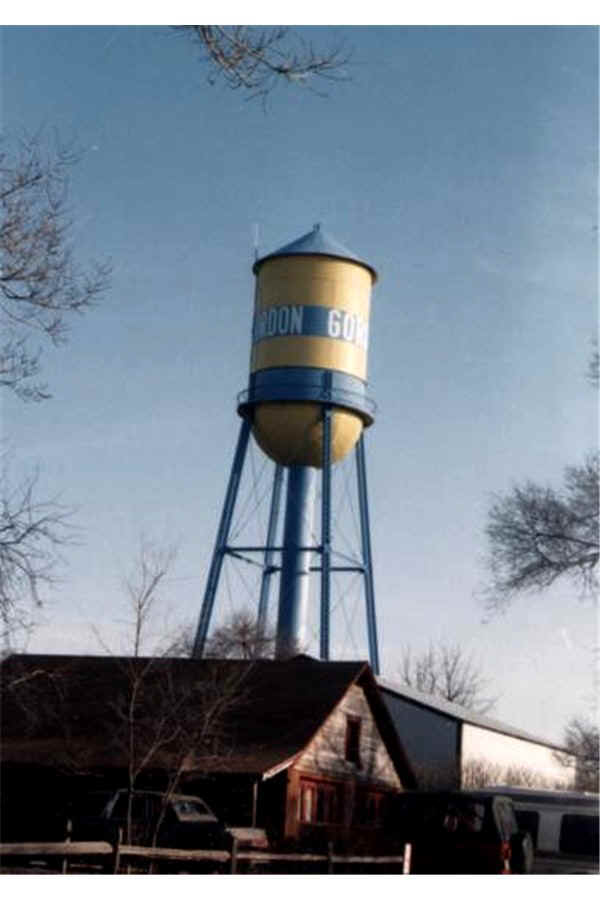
251,256,371,380
249,253,374,467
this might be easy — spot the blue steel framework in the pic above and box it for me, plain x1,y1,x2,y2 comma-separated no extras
191,407,380,674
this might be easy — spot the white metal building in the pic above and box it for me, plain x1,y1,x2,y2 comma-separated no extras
378,676,575,790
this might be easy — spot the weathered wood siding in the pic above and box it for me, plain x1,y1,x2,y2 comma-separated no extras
294,685,402,790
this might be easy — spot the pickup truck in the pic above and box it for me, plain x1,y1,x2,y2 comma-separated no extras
386,790,534,874
68,789,231,850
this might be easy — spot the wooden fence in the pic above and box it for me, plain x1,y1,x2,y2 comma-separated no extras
0,834,412,875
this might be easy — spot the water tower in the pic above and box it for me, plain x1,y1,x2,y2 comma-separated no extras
191,225,380,672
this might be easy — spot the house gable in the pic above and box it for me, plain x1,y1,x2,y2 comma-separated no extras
295,684,402,791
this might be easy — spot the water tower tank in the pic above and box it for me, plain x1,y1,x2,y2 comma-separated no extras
238,224,377,465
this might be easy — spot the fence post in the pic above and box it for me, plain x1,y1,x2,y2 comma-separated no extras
327,841,334,874
110,826,122,874
61,819,72,874
230,836,238,874
402,842,412,875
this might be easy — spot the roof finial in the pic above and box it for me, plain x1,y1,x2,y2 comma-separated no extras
313,222,321,232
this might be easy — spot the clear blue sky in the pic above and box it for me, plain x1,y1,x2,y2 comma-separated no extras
1,25,597,743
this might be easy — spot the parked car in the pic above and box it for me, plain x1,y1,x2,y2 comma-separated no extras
386,790,534,874
484,787,599,874
69,789,231,850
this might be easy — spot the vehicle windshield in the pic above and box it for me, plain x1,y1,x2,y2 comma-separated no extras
172,798,215,822
395,796,489,837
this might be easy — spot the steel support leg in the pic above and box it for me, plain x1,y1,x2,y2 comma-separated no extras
320,406,332,661
191,418,251,658
275,465,316,659
356,434,380,674
257,463,284,640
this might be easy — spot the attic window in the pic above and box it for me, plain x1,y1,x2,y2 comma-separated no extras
345,716,361,767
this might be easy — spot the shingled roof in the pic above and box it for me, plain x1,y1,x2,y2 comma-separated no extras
1,654,415,786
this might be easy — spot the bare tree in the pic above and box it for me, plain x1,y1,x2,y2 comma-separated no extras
483,344,599,614
96,536,175,840
1,131,110,401
483,453,599,614
462,758,565,790
91,542,253,842
3,540,251,846
205,608,275,659
120,536,177,657
398,642,497,714
1,653,252,847
0,464,73,651
104,654,253,844
172,26,350,100
166,608,276,659
587,337,599,388
144,660,252,847
1,131,110,647
554,717,599,792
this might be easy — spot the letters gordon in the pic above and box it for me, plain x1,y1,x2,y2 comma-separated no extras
252,304,368,351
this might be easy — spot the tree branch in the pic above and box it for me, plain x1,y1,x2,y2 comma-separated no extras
172,26,351,101
1,131,111,401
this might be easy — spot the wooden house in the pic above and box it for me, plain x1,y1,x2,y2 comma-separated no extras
1,654,415,848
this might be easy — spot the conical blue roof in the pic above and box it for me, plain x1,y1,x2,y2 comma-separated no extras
253,224,377,282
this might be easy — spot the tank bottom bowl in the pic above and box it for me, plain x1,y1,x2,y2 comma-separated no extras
252,402,363,468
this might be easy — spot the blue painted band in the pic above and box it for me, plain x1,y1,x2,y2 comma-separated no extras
252,304,368,350
237,367,376,426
